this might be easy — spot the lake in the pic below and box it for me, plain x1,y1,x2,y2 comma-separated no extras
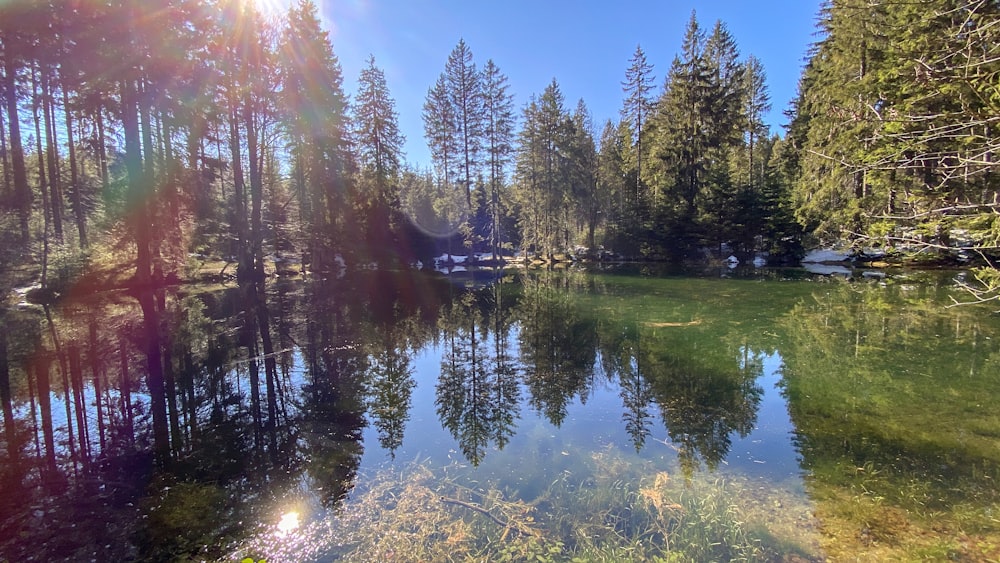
1,266,998,561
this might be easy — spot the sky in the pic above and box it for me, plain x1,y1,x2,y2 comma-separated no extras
299,0,823,168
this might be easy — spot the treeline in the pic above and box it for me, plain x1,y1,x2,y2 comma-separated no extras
0,0,803,289
2,0,996,286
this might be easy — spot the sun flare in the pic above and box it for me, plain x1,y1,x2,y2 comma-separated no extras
247,0,286,16
276,511,300,535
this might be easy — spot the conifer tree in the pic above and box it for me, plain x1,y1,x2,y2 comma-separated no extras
354,54,405,261
423,74,461,220
621,45,655,213
597,119,629,253
281,0,352,271
445,39,484,208
481,59,515,260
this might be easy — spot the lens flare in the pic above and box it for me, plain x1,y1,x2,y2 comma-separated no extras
276,511,300,535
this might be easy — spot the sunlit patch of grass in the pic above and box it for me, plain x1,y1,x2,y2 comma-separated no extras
805,456,1000,561
228,449,825,562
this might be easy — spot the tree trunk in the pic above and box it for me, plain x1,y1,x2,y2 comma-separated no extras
3,55,31,244
63,88,87,248
42,68,63,243
1,99,11,200
119,340,135,448
121,74,170,462
32,66,49,248
229,103,250,280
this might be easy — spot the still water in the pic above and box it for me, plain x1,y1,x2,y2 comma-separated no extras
1,266,998,561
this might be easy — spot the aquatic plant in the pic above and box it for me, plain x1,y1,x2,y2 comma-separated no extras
229,448,822,562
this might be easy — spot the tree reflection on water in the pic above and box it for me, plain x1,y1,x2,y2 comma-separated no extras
0,269,837,559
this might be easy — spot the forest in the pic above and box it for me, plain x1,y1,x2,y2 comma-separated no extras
0,0,996,290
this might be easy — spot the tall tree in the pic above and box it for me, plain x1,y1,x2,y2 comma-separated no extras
423,74,459,204
0,5,34,244
281,0,353,271
742,55,770,190
568,100,599,251
646,13,712,256
597,119,629,252
621,45,655,213
480,59,515,260
445,39,483,208
354,54,404,262
513,80,571,259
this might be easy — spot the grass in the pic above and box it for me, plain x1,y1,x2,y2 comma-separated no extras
227,447,824,562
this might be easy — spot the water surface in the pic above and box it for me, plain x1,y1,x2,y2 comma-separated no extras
1,267,998,560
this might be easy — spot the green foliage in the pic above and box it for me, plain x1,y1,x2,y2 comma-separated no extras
788,0,1000,267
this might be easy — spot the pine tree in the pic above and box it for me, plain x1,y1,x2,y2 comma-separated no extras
281,0,353,271
513,80,571,259
444,39,483,208
568,100,599,251
0,6,33,244
481,59,515,260
742,55,770,190
354,54,405,262
646,13,712,256
423,73,462,238
597,119,629,254
621,45,655,213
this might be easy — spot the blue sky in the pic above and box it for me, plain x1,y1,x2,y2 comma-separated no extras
312,0,822,168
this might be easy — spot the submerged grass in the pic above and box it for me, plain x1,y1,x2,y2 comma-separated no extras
229,447,824,562
806,456,1000,561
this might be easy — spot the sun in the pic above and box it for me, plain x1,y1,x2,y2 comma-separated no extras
247,0,287,17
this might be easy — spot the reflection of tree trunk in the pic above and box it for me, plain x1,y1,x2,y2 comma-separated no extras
249,351,263,454
141,291,170,463
68,346,91,466
120,340,135,448
25,357,42,463
244,279,279,455
162,337,181,455
257,291,279,446
159,290,182,455
44,306,77,473
182,352,198,446
35,357,57,476
1,334,19,468
88,320,106,453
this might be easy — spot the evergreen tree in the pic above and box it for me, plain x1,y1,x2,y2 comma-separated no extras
646,13,712,257
481,59,515,260
597,119,629,254
513,80,571,259
568,100,599,251
621,45,655,216
423,74,460,218
788,0,888,242
445,39,484,208
281,0,353,271
354,54,405,263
